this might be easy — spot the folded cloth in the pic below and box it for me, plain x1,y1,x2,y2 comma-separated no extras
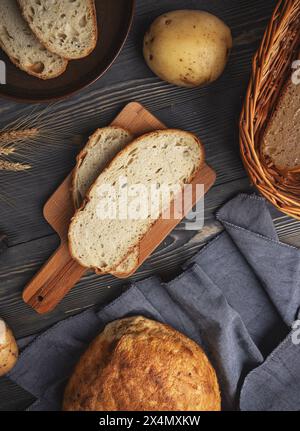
9,194,300,411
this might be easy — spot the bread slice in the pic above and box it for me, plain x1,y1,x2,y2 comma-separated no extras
69,129,205,273
262,66,300,170
18,0,98,60
73,127,134,209
0,0,67,80
72,126,139,275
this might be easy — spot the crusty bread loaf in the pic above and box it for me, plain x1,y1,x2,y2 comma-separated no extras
72,126,139,276
63,316,221,411
18,0,98,60
68,129,204,273
0,0,67,80
262,68,300,170
0,319,18,377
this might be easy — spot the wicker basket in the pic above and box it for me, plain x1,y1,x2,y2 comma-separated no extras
240,0,300,218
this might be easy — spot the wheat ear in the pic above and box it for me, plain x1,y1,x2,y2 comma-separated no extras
0,160,31,171
0,128,38,171
0,128,39,145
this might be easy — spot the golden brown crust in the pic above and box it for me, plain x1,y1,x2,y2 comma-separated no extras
68,129,205,274
0,326,19,377
63,316,221,411
86,0,98,58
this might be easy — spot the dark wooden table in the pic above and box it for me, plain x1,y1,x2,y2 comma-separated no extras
0,0,297,411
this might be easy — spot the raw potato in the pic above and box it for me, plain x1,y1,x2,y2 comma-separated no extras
0,319,18,377
143,10,232,88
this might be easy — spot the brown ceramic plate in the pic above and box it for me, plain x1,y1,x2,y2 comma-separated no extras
0,0,135,103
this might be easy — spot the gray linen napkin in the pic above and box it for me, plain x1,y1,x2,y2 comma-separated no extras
9,193,300,411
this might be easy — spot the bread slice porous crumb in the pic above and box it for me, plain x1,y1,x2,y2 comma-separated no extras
0,0,67,80
18,0,98,60
69,129,205,273
262,71,300,170
72,126,139,275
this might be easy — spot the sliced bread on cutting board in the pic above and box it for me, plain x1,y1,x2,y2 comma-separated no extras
262,64,300,170
18,0,98,60
72,126,139,275
0,0,67,80
69,129,205,273
73,127,134,209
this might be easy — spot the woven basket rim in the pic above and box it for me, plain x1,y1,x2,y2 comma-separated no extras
240,0,300,219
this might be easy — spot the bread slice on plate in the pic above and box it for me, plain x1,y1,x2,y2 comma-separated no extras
0,0,67,80
262,64,300,171
72,126,139,276
69,129,205,273
18,0,98,60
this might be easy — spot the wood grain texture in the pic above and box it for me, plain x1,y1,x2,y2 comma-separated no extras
0,0,288,410
0,233,7,255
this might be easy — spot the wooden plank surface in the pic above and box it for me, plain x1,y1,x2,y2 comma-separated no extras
0,0,291,410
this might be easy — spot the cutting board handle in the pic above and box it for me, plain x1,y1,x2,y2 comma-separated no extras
23,242,86,314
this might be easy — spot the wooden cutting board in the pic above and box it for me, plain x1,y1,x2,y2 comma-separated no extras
23,102,216,314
